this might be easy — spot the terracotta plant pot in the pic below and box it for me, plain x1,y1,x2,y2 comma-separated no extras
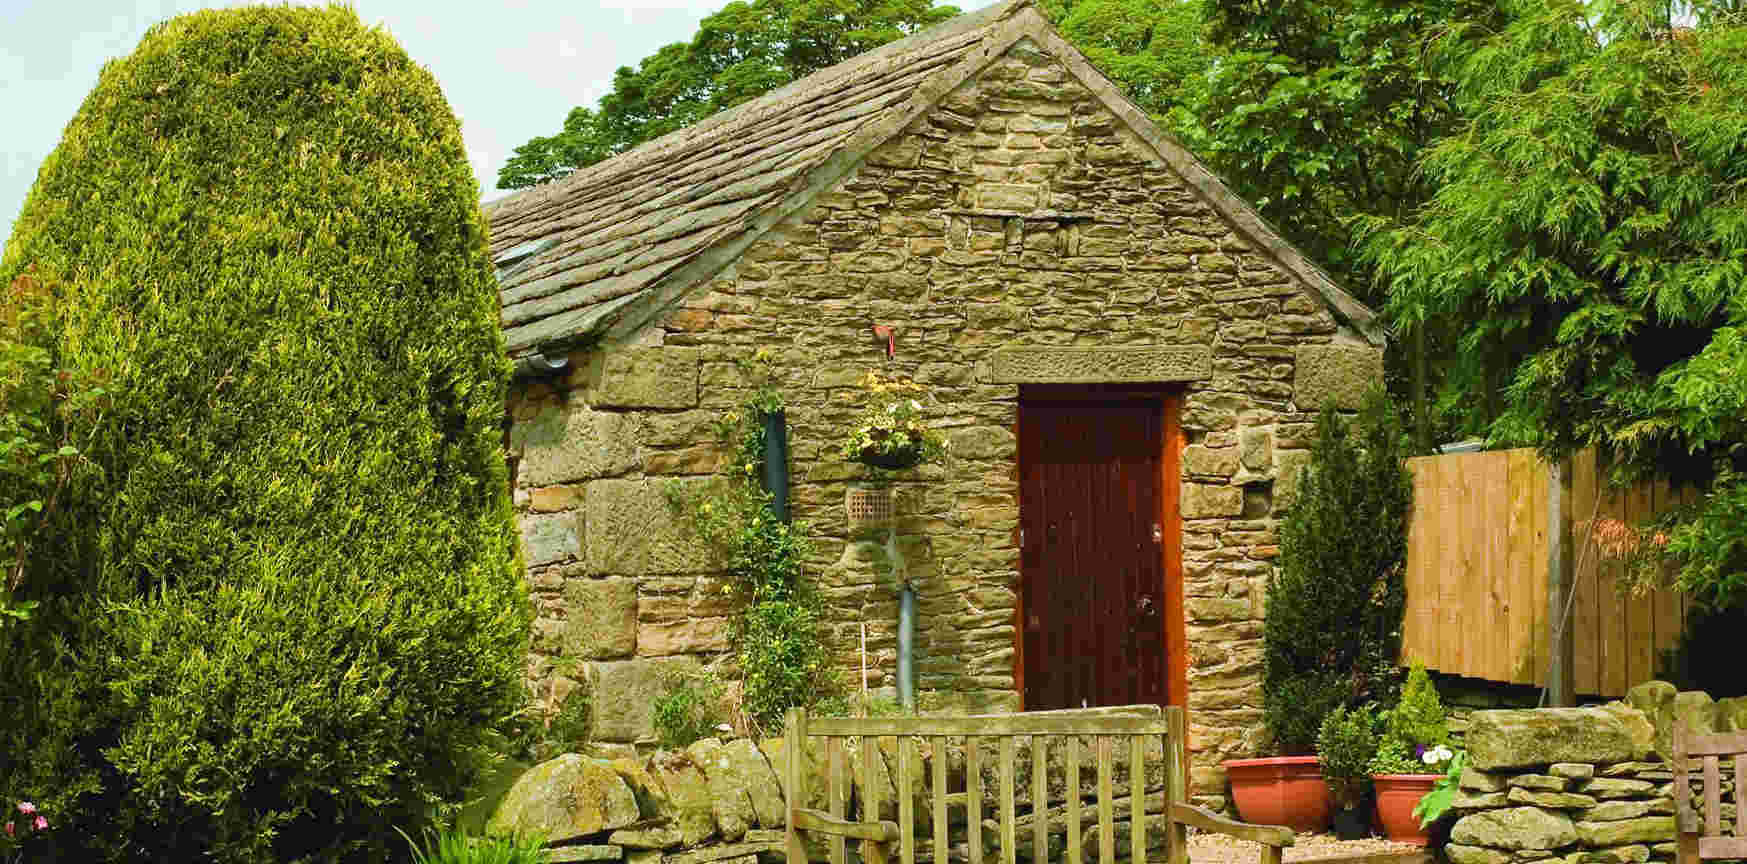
1223,756,1331,833
1371,773,1439,845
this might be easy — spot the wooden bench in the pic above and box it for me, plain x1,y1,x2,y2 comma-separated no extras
1674,725,1747,864
781,705,1294,864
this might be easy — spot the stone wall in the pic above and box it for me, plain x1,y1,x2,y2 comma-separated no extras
503,34,1382,795
1446,682,1747,864
490,733,1169,864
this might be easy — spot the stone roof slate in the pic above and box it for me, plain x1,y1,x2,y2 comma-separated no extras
484,0,1381,363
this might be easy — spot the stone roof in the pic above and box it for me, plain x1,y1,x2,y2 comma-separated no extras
484,0,1381,364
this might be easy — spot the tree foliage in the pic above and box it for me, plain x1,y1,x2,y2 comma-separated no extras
1189,0,1511,299
1363,0,1747,608
498,0,959,188
1036,0,1209,121
1264,393,1412,755
0,7,529,861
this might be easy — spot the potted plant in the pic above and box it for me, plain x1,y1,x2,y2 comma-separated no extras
1318,704,1380,840
1369,664,1453,845
841,371,947,472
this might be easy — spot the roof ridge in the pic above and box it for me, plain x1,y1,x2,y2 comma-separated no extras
489,0,1030,218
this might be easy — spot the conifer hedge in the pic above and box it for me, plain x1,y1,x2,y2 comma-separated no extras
0,7,529,861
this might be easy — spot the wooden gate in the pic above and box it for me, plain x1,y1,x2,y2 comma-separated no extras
1017,390,1183,710
781,706,1292,864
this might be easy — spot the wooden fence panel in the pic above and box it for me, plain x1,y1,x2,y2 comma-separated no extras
1402,447,1689,698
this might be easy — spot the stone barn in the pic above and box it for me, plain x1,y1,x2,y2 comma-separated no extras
484,0,1383,793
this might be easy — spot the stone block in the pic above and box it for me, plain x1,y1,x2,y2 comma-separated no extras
1447,845,1514,864
596,348,699,409
487,754,639,843
1507,787,1596,809
1511,775,1572,791
1588,800,1659,822
608,824,682,849
1183,445,1237,478
515,404,640,486
1575,816,1676,847
1452,791,1510,810
589,656,700,742
1182,483,1243,518
544,846,624,863
1463,768,1510,792
1450,807,1578,850
564,579,638,659
1567,846,1650,864
523,512,582,567
982,346,1211,384
637,618,730,656
1583,778,1658,799
530,485,585,513
1238,425,1273,472
1272,450,1313,511
1467,707,1654,771
1553,764,1598,780
1292,345,1383,411
948,425,1015,460
586,479,716,575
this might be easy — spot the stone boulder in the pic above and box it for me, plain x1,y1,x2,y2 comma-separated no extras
1717,697,1747,732
649,749,717,846
1450,807,1579,850
1467,707,1654,771
488,754,640,843
687,738,756,841
1626,681,1720,760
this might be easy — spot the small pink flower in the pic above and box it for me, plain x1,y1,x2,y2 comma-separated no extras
31,816,45,831
4,822,12,838
14,802,33,816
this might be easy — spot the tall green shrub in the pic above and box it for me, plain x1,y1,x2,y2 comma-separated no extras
0,7,529,862
1263,390,1413,754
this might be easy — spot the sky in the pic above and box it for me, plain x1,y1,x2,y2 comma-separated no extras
0,0,999,253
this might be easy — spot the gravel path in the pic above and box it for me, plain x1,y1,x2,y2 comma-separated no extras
1187,832,1426,864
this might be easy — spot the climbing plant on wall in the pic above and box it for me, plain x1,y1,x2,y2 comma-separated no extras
668,349,839,729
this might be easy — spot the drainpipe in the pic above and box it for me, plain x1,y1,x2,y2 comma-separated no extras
760,408,789,523
898,579,916,710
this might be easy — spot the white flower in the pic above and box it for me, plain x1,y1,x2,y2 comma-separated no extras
1422,750,1439,765
910,399,922,410
887,404,898,413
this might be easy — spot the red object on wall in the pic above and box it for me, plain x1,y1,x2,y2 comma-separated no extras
872,324,896,359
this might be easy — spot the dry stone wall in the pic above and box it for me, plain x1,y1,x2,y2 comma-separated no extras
1447,683,1747,864
503,36,1381,796
491,733,1169,864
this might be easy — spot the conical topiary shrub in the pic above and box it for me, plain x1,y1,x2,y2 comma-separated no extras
0,7,529,861
1263,391,1413,755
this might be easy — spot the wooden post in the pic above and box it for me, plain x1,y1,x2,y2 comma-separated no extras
787,709,808,864
1547,458,1577,706
1165,707,1189,864
1067,736,1082,864
866,735,889,864
932,736,948,864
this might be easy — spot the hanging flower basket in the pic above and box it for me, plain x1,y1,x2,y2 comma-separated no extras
841,371,947,472
855,441,925,471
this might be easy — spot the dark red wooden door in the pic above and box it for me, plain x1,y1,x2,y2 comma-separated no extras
1018,392,1177,710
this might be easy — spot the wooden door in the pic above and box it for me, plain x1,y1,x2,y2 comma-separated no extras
1018,389,1182,710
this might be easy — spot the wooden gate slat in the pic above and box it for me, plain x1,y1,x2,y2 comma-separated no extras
1130,734,1146,864
967,736,983,864
899,736,915,864
1705,755,1722,837
999,737,1016,864
786,710,808,864
931,736,947,864
1032,737,1047,864
1166,708,1188,864
829,736,847,864
1098,736,1114,864
1067,735,1083,864
865,736,888,864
